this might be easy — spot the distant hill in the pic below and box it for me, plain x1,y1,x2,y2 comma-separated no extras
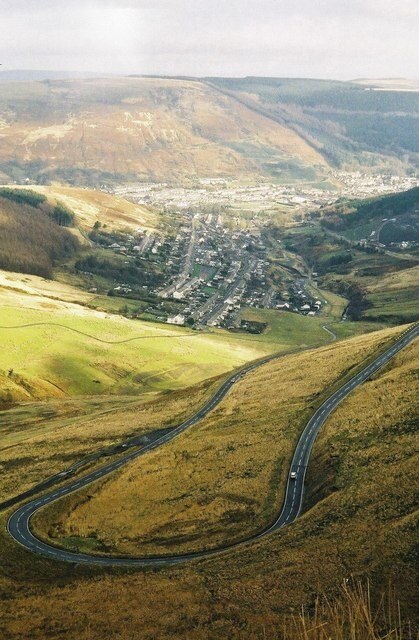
0,76,417,186
207,77,419,173
0,77,327,186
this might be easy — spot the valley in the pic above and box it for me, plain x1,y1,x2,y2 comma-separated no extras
0,72,418,640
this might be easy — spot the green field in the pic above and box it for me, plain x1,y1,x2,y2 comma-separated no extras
237,306,383,345
0,287,359,403
363,288,419,322
0,303,262,400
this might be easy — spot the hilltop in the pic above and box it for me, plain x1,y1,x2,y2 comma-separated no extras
1,75,417,187
0,77,326,186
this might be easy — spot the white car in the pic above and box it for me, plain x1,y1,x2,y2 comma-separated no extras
290,471,297,480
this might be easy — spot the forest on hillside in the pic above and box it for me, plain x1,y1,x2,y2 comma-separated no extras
0,194,79,278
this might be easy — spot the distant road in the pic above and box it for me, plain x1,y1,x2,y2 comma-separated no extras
322,325,337,340
7,323,418,567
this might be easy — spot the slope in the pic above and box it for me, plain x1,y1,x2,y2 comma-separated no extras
207,77,419,172
32,326,411,557
1,326,416,639
0,77,327,185
7,185,159,232
0,192,79,278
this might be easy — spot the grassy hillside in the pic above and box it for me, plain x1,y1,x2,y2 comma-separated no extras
0,289,262,402
1,325,416,639
320,186,419,236
0,191,79,278
208,77,419,172
0,279,347,404
7,184,159,232
0,77,327,186
32,326,405,556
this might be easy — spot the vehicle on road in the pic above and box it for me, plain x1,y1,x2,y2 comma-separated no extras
290,471,297,480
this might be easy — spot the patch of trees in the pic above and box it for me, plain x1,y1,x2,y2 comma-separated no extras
75,254,164,287
320,252,353,270
0,188,74,227
0,198,79,278
331,281,372,320
51,202,74,227
239,320,268,334
0,187,47,208
321,187,419,232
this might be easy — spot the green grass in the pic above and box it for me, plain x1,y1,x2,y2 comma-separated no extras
363,288,419,322
237,309,328,345
5,259,385,403
1,297,354,402
0,303,270,400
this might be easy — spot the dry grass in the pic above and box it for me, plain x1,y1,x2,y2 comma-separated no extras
366,265,419,293
0,268,93,303
0,377,219,503
9,185,158,232
0,326,416,640
282,579,415,640
0,77,326,185
34,326,405,556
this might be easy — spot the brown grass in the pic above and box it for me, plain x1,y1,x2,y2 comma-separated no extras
0,326,416,640
34,326,405,556
0,77,327,185
13,185,158,232
0,377,220,503
282,579,415,640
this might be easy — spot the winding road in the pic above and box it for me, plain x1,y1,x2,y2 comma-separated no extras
6,323,418,567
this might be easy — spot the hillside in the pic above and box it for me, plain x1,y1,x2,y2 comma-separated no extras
33,327,404,556
0,77,327,186
319,185,419,237
0,77,417,187
0,190,79,278
0,286,265,403
12,185,159,232
207,77,419,173
0,275,353,405
1,326,417,638
278,187,419,323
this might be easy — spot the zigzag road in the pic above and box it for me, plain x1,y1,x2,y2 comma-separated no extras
6,323,418,567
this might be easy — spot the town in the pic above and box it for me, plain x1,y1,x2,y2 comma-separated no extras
91,207,325,331
113,172,418,217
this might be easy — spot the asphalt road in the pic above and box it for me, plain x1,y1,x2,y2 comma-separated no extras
7,323,418,567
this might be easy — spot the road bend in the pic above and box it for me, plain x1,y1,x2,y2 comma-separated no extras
6,323,418,567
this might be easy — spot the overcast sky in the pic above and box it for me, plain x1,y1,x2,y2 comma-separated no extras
1,0,418,79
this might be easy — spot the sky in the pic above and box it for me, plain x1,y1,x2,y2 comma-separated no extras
0,0,418,80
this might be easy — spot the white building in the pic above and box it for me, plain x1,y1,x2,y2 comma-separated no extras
167,314,185,326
